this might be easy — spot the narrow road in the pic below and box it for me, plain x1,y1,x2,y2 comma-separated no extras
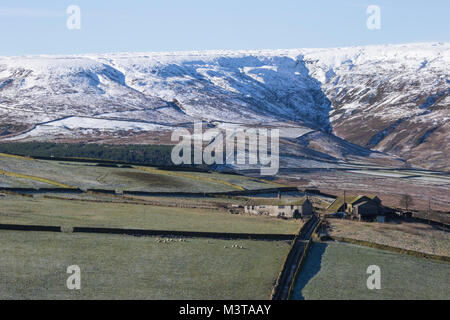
272,215,319,300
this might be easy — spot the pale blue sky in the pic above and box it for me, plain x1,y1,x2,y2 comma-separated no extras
0,0,448,55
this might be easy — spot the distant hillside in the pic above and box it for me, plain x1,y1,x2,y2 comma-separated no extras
0,43,448,170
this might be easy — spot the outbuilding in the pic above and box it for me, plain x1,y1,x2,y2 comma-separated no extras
327,195,385,222
244,197,313,219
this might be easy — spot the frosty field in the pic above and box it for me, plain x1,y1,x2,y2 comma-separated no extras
0,230,290,299
328,219,450,257
0,194,301,234
0,154,275,192
291,242,450,300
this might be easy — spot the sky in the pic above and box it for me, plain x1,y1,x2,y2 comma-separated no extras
0,0,449,56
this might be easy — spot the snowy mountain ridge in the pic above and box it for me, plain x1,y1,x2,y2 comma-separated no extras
0,42,448,170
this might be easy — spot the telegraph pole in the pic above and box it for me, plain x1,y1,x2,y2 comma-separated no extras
428,198,431,225
343,190,346,214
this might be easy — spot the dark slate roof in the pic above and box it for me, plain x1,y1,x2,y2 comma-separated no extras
326,195,379,213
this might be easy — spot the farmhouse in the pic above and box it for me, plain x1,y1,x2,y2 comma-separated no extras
244,197,313,219
327,195,384,222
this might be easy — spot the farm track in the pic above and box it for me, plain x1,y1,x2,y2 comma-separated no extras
272,215,319,300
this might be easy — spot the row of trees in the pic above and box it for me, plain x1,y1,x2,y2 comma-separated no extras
0,142,174,166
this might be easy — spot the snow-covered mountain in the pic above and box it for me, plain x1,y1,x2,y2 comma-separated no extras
301,43,449,171
0,43,448,170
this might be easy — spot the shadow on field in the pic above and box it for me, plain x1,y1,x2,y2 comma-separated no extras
290,242,327,300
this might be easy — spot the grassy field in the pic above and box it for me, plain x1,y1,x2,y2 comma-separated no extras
291,242,450,300
0,230,290,299
33,192,249,207
328,219,450,257
0,195,301,234
0,155,276,192
126,194,248,206
0,174,52,188
0,168,73,188
176,170,284,189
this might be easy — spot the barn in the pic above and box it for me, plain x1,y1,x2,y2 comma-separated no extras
244,197,313,219
327,195,385,222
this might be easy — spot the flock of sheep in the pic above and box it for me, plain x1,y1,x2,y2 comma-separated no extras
224,244,245,249
155,237,186,243
154,237,246,249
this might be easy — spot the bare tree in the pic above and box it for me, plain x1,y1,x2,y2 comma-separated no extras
400,194,414,211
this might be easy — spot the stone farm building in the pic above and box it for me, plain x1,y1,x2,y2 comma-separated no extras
327,195,385,222
244,197,313,219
